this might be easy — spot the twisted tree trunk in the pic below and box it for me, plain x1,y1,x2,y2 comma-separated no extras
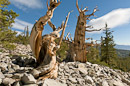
29,0,61,63
29,0,71,80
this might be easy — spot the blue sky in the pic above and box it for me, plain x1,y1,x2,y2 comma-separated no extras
8,0,130,45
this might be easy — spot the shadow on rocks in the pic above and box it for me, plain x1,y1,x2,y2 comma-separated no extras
11,55,37,68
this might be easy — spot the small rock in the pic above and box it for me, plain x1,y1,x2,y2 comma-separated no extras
43,79,67,86
93,64,98,67
102,80,109,86
0,71,5,78
0,78,2,84
107,80,114,86
68,65,75,69
113,80,125,86
2,53,9,56
116,75,121,80
86,62,92,66
59,62,65,67
98,74,105,77
60,79,66,84
58,67,64,72
37,81,44,86
8,68,15,73
122,78,130,86
12,65,20,70
78,63,85,68
0,62,8,71
12,73,23,79
13,81,22,86
23,84,38,86
21,73,36,84
4,74,13,78
3,78,15,85
85,75,93,84
77,78,85,85
68,77,77,84
78,68,88,76
64,65,69,71
31,69,40,78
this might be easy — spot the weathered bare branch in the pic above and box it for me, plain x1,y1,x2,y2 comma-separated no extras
48,20,56,31
83,6,89,12
86,38,91,40
76,0,81,12
85,18,91,21
70,34,73,42
60,21,64,29
93,6,99,12
57,21,64,30
47,0,49,10
65,32,70,40
85,6,98,18
50,0,61,10
58,11,72,45
50,29,62,39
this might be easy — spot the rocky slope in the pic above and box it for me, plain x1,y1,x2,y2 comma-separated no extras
0,44,130,86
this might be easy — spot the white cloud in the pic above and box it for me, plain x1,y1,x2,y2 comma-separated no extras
12,19,33,31
15,30,22,35
10,0,44,10
88,8,130,33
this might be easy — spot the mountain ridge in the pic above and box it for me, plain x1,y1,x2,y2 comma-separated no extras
115,44,130,50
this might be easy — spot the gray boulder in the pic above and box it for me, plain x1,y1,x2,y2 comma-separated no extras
13,81,22,86
43,79,67,86
4,74,13,78
21,73,36,84
122,78,130,86
68,77,77,84
12,73,24,79
0,78,2,84
85,75,93,84
113,80,125,86
0,71,5,79
23,84,38,86
102,80,109,86
2,78,15,85
0,62,8,71
31,69,40,78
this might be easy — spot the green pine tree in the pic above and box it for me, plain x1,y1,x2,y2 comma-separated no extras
15,26,30,45
0,0,19,50
26,26,29,38
0,0,19,30
87,46,100,62
101,24,117,67
23,27,26,37
25,26,29,44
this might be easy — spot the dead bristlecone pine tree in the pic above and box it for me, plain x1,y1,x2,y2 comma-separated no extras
69,0,102,63
29,0,71,80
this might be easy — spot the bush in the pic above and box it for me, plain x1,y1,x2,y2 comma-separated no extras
55,39,69,61
115,57,130,72
2,41,16,50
